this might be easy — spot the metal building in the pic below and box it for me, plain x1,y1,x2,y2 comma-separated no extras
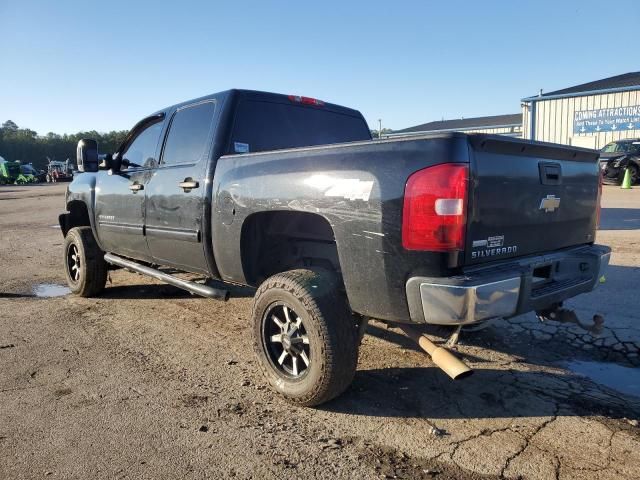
522,72,640,149
388,113,522,138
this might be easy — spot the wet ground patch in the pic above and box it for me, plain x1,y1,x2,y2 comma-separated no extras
566,360,640,398
32,283,71,298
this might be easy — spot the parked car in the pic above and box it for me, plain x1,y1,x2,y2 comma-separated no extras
599,139,640,185
46,160,73,183
19,163,46,183
59,89,610,406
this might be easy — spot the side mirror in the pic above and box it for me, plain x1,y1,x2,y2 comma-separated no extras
76,139,99,173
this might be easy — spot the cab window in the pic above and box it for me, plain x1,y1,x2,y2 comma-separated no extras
161,101,216,166
229,100,371,154
122,121,164,167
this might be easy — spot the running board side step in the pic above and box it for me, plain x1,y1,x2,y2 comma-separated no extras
104,253,229,301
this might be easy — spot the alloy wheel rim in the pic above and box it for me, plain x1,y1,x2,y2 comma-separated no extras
67,244,81,282
262,302,311,378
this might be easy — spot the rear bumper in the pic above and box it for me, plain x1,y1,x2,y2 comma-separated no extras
406,244,611,325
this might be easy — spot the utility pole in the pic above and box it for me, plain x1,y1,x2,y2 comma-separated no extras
378,119,382,139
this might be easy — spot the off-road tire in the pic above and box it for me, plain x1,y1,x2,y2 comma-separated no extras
63,227,108,297
252,269,359,407
626,164,639,185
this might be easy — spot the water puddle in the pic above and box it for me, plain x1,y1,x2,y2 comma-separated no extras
32,283,71,298
566,360,640,398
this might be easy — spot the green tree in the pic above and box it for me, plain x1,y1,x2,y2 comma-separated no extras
0,121,128,171
2,120,18,132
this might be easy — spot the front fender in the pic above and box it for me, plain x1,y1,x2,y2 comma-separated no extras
61,173,101,247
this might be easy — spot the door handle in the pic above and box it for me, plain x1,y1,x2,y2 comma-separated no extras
129,183,144,192
179,179,199,192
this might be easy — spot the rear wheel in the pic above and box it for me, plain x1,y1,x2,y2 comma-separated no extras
252,269,359,406
63,227,108,297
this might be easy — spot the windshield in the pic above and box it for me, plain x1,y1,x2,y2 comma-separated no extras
601,142,630,153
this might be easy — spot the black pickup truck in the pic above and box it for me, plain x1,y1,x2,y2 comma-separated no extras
60,89,610,406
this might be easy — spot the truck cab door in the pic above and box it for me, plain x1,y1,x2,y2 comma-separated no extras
94,118,164,262
144,100,217,274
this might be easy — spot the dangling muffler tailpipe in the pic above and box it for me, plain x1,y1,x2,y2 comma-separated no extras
397,324,473,380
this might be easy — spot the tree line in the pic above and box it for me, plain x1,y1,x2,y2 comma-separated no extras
0,119,399,171
0,120,128,171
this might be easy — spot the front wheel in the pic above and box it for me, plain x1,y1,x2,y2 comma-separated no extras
63,227,108,297
625,164,639,185
252,269,359,407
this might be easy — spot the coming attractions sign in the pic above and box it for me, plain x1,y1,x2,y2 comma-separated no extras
573,105,640,134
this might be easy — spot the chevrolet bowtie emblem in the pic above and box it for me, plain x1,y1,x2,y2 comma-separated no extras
539,194,561,212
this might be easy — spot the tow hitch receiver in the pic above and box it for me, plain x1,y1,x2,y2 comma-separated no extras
535,303,604,335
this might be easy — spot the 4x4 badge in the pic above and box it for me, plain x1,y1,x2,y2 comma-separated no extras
539,194,561,213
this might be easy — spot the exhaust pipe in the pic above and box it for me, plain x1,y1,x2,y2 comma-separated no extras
398,324,473,380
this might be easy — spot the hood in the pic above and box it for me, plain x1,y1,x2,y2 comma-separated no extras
599,152,627,161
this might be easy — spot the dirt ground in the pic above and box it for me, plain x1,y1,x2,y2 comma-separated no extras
1,183,639,480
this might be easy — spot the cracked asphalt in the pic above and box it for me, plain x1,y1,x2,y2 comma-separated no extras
1,183,639,479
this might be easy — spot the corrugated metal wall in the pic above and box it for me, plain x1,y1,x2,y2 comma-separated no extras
523,89,640,149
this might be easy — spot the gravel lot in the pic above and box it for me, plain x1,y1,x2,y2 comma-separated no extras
1,183,639,479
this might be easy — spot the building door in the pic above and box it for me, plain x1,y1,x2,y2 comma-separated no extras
144,100,216,274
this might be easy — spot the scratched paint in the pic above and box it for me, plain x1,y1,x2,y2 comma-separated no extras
362,231,385,237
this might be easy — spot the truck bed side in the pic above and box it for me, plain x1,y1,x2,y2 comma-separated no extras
211,134,471,322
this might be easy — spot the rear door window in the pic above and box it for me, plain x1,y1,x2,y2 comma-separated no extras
161,101,216,166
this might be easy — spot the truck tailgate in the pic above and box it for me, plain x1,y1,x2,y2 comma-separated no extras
465,136,600,266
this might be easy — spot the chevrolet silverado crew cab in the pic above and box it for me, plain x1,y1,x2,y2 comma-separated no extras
60,89,610,406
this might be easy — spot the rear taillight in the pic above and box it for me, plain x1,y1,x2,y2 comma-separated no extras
288,95,325,106
402,163,469,251
596,169,603,229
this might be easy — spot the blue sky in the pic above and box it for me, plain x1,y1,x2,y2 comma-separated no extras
1,0,638,134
